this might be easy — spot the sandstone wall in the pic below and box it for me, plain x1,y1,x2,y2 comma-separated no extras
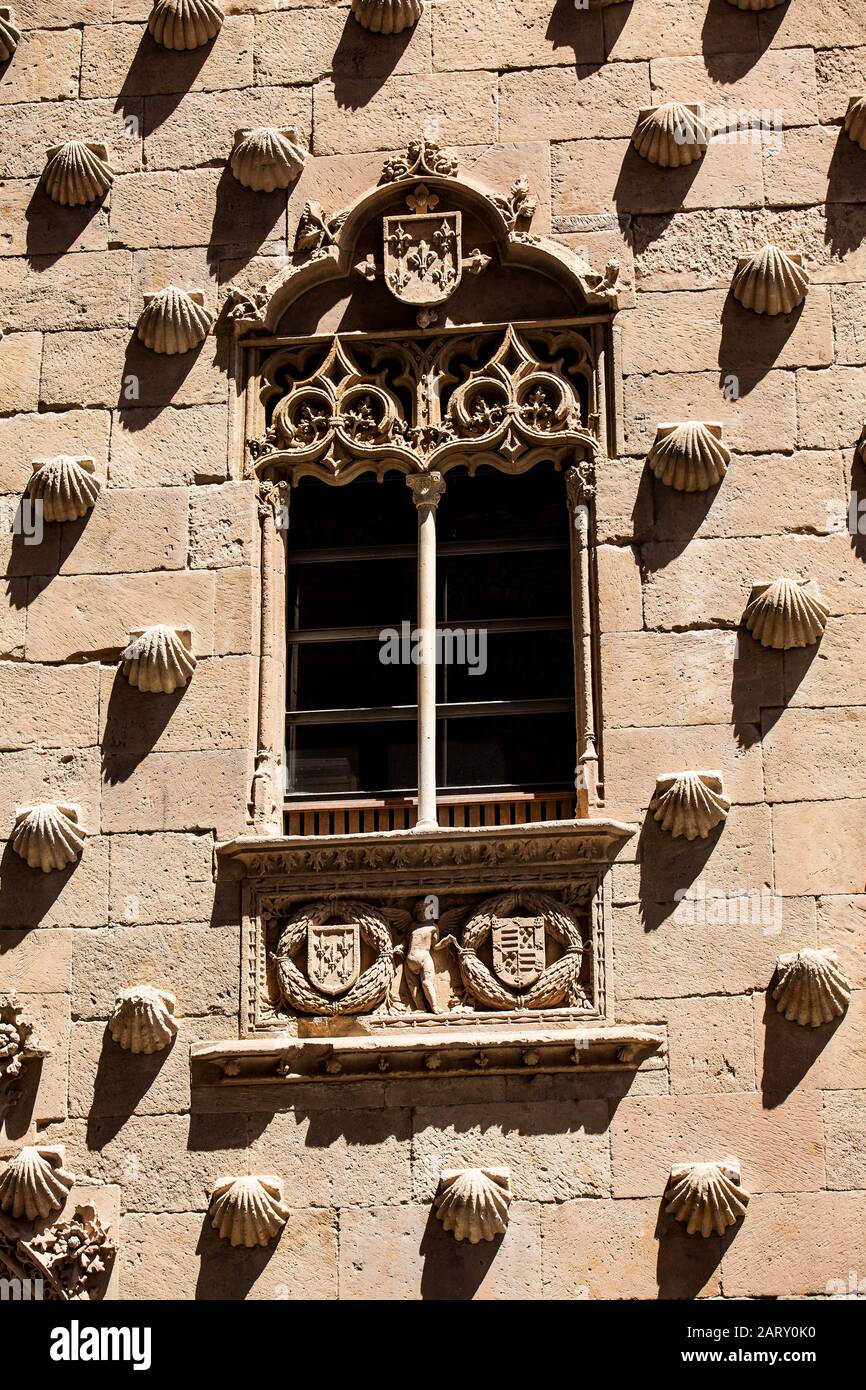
0,0,864,1299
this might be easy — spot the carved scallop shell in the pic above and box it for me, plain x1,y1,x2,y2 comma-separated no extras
121,625,196,694
743,577,829,649
731,245,808,316
650,771,730,841
230,126,307,193
0,6,21,62
136,286,214,355
26,455,100,524
646,422,730,492
632,102,708,168
665,1158,749,1238
773,948,851,1027
148,0,224,50
108,985,178,1054
351,0,423,34
434,1167,512,1244
42,140,113,208
10,803,85,873
0,1146,74,1222
209,1176,289,1247
844,96,866,152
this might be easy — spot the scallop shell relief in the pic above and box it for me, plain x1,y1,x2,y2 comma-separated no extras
742,577,829,649
773,948,851,1028
0,1146,74,1223
148,0,224,51
108,985,178,1054
731,245,808,316
27,456,100,524
650,772,730,841
230,127,306,192
845,97,866,151
665,1158,749,1238
10,803,85,873
42,141,113,208
351,0,423,34
121,626,196,693
136,287,214,356
434,1167,512,1244
646,422,730,492
0,6,21,62
209,1176,289,1248
631,102,708,168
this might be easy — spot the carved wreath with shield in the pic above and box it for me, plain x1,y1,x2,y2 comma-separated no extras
453,891,591,1011
273,900,396,1016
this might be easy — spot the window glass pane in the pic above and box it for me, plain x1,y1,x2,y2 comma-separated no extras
440,549,570,623
290,638,417,712
288,557,416,632
438,713,576,790
436,460,567,545
286,721,417,796
436,629,573,704
289,471,415,552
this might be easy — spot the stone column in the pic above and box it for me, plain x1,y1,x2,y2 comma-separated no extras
407,472,446,831
251,477,288,835
566,461,599,817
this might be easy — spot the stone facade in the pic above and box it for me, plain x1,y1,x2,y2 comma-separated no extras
0,0,864,1302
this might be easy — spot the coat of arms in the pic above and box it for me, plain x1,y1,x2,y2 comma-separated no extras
491,915,546,990
307,921,361,997
384,190,462,308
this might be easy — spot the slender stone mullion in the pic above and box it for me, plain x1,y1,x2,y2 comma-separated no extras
407,472,446,831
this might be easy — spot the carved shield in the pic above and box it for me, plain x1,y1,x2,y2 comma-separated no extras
491,916,546,990
384,210,462,308
307,922,360,997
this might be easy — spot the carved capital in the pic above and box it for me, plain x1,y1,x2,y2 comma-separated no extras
407,471,446,509
565,460,596,508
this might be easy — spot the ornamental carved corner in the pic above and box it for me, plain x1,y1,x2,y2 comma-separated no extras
0,992,49,1116
0,1203,116,1300
294,200,346,259
380,139,459,185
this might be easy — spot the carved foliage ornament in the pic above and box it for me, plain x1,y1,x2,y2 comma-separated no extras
21,1205,115,1299
0,992,49,1112
257,325,595,483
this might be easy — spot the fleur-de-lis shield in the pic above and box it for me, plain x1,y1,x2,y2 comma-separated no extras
307,922,361,997
491,916,546,990
383,210,462,308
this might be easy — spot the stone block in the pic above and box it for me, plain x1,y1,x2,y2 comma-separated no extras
109,406,229,487
71,923,239,1019
313,73,498,154
100,749,250,837
24,570,217,662
249,1107,413,1208
773,800,866,896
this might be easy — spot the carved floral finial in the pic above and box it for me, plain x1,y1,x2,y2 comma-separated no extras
434,1167,512,1243
650,772,730,840
136,286,214,355
208,1176,289,1247
646,422,729,492
230,127,306,193
120,625,196,694
742,577,829,649
10,803,85,873
0,1146,74,1223
26,455,100,523
772,948,851,1027
632,102,708,168
351,0,422,33
108,986,178,1054
42,141,113,208
381,139,458,183
0,993,49,1112
665,1158,749,1238
731,245,808,315
0,6,21,62
148,0,224,50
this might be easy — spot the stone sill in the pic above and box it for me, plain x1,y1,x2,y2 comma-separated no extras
190,1024,666,1085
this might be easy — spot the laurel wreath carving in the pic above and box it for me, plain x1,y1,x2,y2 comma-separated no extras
272,900,395,1016
454,890,589,1011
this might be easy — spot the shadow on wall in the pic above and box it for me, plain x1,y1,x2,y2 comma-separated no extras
0,839,79,933
636,811,723,933
757,992,846,1106
718,294,803,398
330,12,418,109
700,0,780,82
101,667,190,784
115,31,214,129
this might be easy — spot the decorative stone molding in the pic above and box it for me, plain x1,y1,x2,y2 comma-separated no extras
148,0,224,50
230,126,306,192
434,1167,512,1244
742,577,829,649
381,138,459,183
108,986,178,1054
632,102,708,168
26,455,100,523
0,6,21,62
208,1176,289,1248
10,803,85,873
731,245,808,316
650,772,730,841
0,1147,74,1223
42,141,113,208
351,0,423,33
646,422,730,492
772,948,851,1027
120,625,196,694
0,993,49,1113
845,97,866,151
664,1158,749,1238
0,1204,116,1300
136,287,214,355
